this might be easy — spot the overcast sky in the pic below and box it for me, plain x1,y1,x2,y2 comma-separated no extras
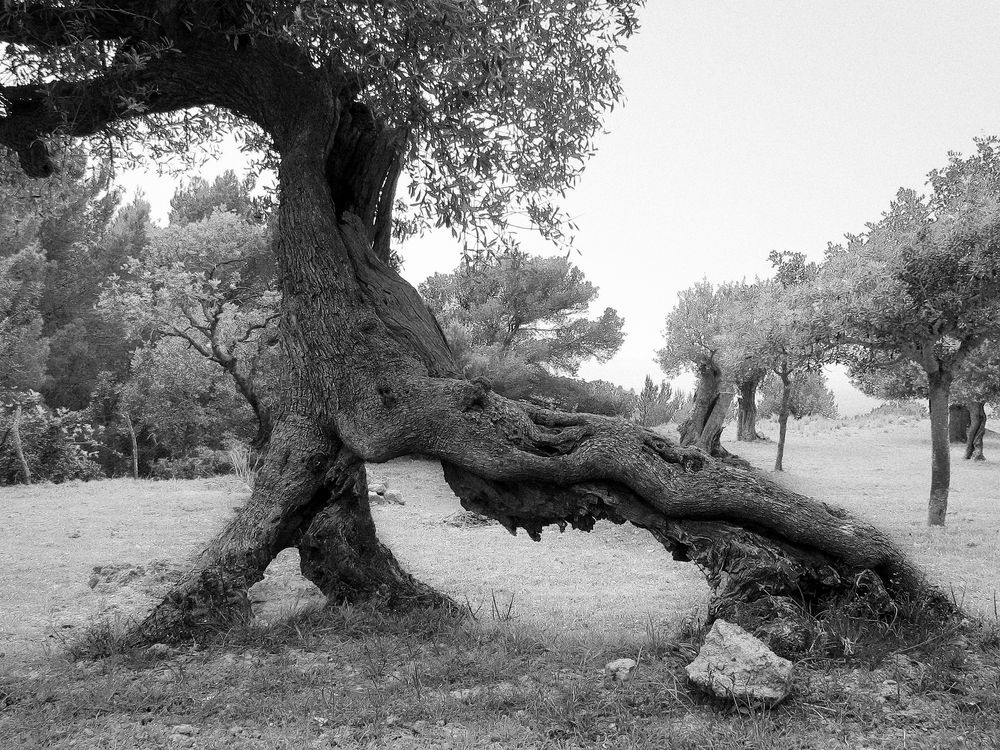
121,1,1000,415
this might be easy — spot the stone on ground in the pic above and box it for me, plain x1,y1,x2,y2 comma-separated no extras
605,658,638,682
685,619,794,705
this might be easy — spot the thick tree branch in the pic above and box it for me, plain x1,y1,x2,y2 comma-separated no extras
332,373,933,608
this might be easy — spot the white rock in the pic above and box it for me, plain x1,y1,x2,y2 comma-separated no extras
146,642,170,658
369,482,388,495
383,490,405,505
685,620,793,705
605,658,638,682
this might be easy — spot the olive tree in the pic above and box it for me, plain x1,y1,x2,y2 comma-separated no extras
0,2,940,646
820,141,1000,525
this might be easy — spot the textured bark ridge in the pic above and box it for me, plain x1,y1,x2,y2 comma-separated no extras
736,374,767,442
678,362,737,458
297,453,453,609
964,402,986,461
433,399,946,652
949,404,970,443
927,372,953,526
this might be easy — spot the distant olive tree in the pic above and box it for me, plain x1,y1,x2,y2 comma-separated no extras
820,140,1000,524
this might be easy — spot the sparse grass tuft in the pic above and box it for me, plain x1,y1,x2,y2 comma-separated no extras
62,614,141,661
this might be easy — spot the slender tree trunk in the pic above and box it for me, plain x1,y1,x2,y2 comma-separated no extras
225,363,272,448
948,404,970,443
964,401,986,461
736,373,765,442
774,370,792,472
11,403,31,485
123,413,139,479
927,370,953,526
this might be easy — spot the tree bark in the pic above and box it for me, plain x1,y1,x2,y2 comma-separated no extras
133,413,445,641
736,373,766,442
927,370,953,526
949,403,970,443
123,412,139,479
11,403,31,485
964,401,986,461
678,361,734,458
774,370,792,472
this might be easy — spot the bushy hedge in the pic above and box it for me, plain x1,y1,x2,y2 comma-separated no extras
0,395,103,484
149,446,234,480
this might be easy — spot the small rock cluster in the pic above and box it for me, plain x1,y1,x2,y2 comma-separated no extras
367,478,404,506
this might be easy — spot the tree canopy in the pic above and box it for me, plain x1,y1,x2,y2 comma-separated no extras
421,253,623,379
0,1,641,258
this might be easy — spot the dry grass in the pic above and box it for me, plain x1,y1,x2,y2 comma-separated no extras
736,416,1000,618
1,419,999,748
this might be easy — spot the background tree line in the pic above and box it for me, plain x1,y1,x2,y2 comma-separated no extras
659,137,1000,526
2,153,694,485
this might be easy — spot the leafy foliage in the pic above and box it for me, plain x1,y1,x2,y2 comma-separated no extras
952,339,1000,406
0,246,49,394
169,170,263,226
820,139,1000,375
99,208,278,434
120,339,255,460
759,371,838,419
634,375,684,426
0,1,641,258
0,392,102,484
421,252,624,392
656,280,737,378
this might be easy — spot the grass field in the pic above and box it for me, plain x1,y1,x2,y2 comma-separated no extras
1,416,998,748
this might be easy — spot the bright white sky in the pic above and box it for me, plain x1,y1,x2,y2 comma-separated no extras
119,1,1000,416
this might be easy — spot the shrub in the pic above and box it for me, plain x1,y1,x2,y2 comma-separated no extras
0,393,103,484
150,446,234,480
523,373,636,418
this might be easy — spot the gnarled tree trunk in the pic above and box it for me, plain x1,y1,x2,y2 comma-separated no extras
949,403,970,443
0,32,938,651
134,104,949,650
964,401,986,461
678,361,734,457
736,372,766,442
134,411,447,641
